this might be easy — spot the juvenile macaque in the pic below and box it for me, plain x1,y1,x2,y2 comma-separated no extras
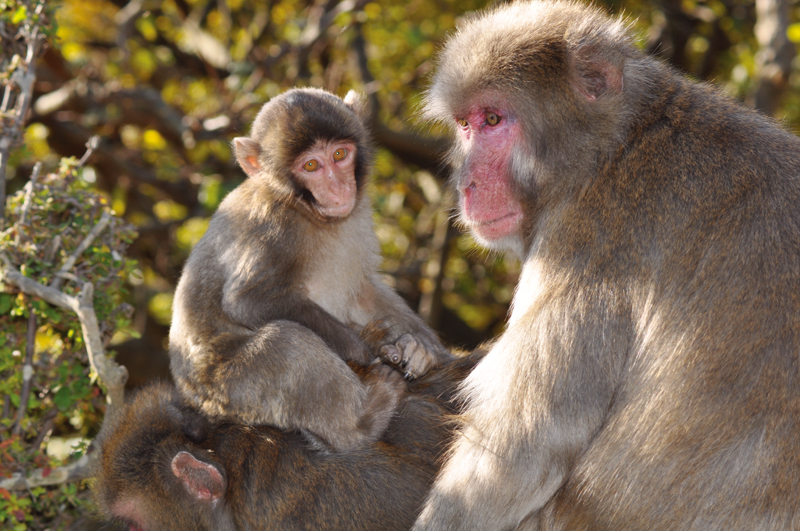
413,1,800,530
94,354,481,531
169,88,449,452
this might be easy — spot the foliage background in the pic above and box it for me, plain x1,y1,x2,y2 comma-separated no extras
1,0,799,528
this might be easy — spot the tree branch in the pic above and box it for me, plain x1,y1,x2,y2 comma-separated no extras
351,23,450,177
0,239,128,490
0,1,48,220
751,0,796,115
50,211,112,290
0,452,93,490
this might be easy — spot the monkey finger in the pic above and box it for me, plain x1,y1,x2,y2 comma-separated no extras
395,334,436,380
379,344,405,367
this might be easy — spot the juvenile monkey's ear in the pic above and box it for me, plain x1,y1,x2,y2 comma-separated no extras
569,43,624,102
171,451,226,503
343,90,369,121
233,137,262,178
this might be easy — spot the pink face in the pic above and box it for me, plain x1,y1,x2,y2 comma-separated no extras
292,140,358,218
454,103,524,247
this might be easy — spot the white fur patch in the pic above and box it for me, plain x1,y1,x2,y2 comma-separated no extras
304,199,381,325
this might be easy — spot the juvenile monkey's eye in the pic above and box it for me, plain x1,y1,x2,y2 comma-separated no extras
333,148,348,161
304,159,319,172
458,118,469,128
486,112,501,126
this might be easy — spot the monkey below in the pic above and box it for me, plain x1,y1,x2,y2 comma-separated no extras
94,353,481,531
169,88,450,452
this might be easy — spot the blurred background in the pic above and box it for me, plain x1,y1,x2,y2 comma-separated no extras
1,0,799,528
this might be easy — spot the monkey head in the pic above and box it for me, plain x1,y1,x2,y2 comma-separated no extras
424,1,636,256
94,384,233,531
233,88,372,221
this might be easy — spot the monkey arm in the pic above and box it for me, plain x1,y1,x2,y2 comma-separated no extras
221,270,373,365
413,284,631,531
196,320,402,451
281,299,374,364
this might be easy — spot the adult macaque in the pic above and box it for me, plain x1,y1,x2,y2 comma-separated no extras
94,355,481,531
413,1,800,530
170,88,449,452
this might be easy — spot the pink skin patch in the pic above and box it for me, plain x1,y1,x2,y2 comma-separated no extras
112,498,149,531
293,140,358,217
455,105,524,242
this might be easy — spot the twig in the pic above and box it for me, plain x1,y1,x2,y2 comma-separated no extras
50,211,112,290
11,308,37,436
28,408,58,453
14,162,43,246
1,395,10,429
77,136,100,167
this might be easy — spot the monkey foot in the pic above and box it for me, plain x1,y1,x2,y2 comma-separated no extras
379,334,437,380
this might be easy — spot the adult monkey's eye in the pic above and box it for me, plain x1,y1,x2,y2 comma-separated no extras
333,148,348,161
486,112,501,126
458,118,469,128
304,159,319,171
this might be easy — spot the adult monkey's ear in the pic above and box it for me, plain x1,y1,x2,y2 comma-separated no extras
171,451,227,503
568,40,625,102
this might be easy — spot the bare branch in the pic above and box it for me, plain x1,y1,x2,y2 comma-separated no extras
28,409,58,453
75,281,128,412
15,162,43,245
0,452,93,490
351,23,450,177
50,211,112,290
77,135,101,167
0,253,78,310
0,1,49,220
11,309,37,436
751,0,796,115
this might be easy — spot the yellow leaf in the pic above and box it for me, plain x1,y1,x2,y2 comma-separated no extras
788,23,800,44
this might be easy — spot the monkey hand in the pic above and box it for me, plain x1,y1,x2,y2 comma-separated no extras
379,334,440,380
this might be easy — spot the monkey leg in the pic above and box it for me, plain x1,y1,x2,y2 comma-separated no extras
195,320,405,451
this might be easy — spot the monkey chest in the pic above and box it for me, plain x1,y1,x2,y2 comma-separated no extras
303,249,376,326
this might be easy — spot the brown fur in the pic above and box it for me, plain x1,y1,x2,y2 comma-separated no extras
169,88,450,452
93,353,483,531
413,1,800,530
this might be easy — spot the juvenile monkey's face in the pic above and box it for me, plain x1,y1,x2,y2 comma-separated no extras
451,98,525,251
292,139,359,218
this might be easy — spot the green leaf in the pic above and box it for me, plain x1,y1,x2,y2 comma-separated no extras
53,387,73,411
0,294,13,315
